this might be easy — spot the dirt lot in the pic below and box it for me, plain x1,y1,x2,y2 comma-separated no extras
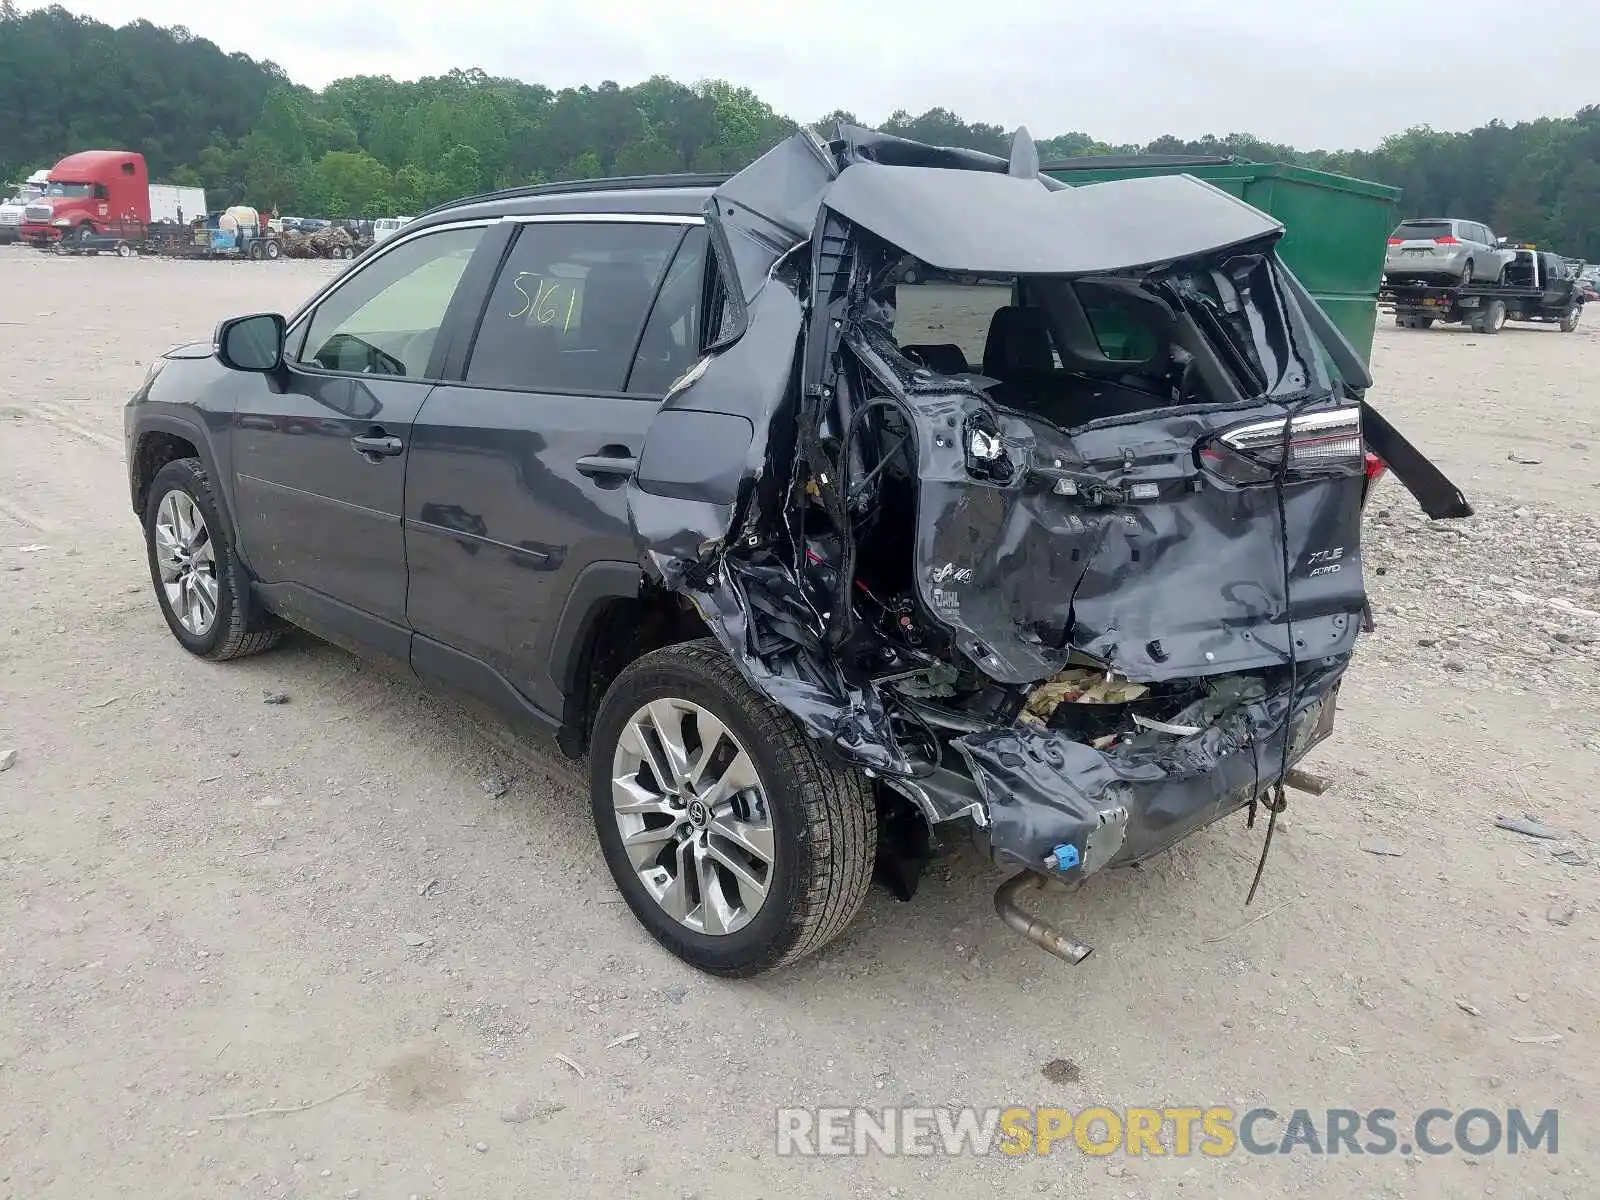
1,249,1597,1199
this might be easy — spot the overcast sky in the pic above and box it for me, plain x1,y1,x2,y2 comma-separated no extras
59,0,1600,148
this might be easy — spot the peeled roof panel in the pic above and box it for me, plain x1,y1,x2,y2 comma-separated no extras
822,162,1284,275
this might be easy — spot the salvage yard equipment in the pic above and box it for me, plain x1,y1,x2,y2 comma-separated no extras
1382,245,1586,333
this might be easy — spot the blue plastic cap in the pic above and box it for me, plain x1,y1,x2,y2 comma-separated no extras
1051,844,1081,871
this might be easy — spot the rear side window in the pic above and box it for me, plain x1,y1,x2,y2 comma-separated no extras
466,221,686,394
628,225,711,395
1392,221,1453,241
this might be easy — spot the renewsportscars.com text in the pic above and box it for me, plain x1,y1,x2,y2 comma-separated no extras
775,1106,1559,1158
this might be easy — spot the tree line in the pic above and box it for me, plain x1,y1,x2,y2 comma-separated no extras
3,4,1597,258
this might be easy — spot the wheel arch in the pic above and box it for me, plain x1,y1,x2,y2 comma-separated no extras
548,562,711,757
130,414,234,533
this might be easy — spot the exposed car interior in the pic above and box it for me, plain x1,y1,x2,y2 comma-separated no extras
882,257,1319,431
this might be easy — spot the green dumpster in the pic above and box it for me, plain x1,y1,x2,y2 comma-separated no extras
1044,155,1401,365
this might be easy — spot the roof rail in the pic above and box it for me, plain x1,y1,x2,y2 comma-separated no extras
418,172,733,219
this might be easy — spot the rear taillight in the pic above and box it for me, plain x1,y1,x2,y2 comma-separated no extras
1364,452,1387,483
1433,235,1460,245
1201,407,1365,484
1387,237,1403,245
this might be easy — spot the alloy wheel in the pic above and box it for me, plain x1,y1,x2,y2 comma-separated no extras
153,489,219,636
610,698,775,935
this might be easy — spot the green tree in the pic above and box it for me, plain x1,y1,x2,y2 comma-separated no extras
8,4,1600,256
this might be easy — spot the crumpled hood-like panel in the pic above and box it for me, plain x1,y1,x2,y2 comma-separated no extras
707,127,1285,295
822,164,1284,277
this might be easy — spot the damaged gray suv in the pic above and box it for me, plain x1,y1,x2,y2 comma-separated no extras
124,125,1472,976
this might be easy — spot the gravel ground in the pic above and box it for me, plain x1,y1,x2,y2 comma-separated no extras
1,249,1597,1198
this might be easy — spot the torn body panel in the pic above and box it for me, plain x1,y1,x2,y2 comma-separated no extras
959,660,1343,871
623,123,1469,888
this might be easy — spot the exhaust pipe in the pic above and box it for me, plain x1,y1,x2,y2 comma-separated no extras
1283,768,1330,796
994,871,1092,965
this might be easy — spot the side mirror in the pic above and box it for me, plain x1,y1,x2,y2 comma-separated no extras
215,312,285,372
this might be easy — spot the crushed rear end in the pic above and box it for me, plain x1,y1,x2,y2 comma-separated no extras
624,125,1471,960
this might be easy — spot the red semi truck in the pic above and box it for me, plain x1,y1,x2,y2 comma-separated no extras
20,150,205,249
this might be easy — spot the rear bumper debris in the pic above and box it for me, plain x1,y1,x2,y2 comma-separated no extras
955,661,1344,873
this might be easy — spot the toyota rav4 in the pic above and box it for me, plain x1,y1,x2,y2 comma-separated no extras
125,124,1471,976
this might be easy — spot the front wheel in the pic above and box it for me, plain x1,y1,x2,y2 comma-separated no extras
589,640,877,977
144,458,282,660
75,223,95,246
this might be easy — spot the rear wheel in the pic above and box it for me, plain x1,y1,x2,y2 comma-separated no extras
115,241,132,258
1460,259,1474,284
1560,304,1581,332
589,640,876,977
1475,298,1507,334
263,238,281,261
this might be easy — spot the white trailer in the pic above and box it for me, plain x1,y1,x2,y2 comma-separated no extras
148,184,207,225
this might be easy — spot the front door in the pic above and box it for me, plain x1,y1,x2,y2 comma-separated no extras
231,223,489,632
405,217,711,713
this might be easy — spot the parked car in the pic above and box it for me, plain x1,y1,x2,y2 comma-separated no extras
124,126,1471,977
1384,217,1514,284
373,215,412,244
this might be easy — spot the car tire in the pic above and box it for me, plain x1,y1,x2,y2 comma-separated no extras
589,638,877,977
1560,305,1581,332
144,457,282,661
1475,298,1507,334
264,239,281,261
76,223,95,246
1460,259,1474,284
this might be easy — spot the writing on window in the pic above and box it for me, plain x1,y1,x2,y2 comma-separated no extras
508,272,585,332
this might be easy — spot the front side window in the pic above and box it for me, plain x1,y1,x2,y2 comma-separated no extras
298,225,483,378
465,220,686,394
44,182,93,198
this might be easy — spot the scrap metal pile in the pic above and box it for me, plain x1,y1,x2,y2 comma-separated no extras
276,225,357,259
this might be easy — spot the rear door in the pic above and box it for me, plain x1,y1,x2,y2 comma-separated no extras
231,222,489,640
404,215,711,715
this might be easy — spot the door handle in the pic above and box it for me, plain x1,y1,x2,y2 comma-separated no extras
351,432,404,459
575,452,638,480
